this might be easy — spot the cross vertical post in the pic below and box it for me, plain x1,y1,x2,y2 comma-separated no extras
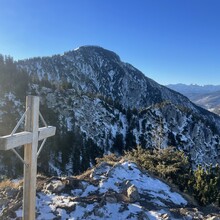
0,95,56,219
23,96,39,220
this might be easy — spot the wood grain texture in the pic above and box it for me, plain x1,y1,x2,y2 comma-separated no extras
0,126,56,151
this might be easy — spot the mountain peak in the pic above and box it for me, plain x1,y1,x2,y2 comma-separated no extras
65,45,121,63
74,45,105,51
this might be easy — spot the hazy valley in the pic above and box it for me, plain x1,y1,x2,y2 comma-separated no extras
167,84,220,116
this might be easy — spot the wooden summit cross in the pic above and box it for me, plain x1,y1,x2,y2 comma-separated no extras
0,95,56,220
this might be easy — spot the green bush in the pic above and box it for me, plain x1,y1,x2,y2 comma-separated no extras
124,146,220,206
192,164,220,206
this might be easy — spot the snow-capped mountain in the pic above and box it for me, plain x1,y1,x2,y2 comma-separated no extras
166,84,220,115
0,46,220,177
18,46,196,110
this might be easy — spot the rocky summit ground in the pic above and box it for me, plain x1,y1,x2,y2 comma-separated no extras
0,160,220,220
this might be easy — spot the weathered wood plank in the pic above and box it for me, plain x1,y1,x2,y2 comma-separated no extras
38,126,56,140
23,95,39,220
0,126,56,151
0,132,32,151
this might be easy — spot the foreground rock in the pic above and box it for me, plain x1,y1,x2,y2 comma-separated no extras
0,161,220,219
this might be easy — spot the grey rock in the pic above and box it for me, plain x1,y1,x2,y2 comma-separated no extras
45,180,66,193
105,194,117,203
94,208,104,217
127,184,140,202
90,162,111,180
206,217,220,220
4,187,18,198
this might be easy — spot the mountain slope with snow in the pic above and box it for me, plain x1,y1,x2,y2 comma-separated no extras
0,46,220,177
18,46,198,110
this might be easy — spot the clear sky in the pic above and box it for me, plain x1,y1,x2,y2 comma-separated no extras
0,0,220,85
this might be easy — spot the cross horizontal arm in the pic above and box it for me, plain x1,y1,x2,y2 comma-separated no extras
38,126,56,141
0,126,56,151
0,131,32,151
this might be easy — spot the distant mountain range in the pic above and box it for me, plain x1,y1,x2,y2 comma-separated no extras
0,46,220,177
166,84,220,115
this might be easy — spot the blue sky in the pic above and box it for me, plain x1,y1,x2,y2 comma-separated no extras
0,0,220,85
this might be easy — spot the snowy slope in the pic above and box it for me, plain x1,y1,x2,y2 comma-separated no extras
34,87,220,167
17,46,198,110
1,46,220,177
0,161,191,220
1,160,219,219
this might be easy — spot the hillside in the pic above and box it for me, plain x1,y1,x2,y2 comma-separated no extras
0,47,220,178
17,46,195,110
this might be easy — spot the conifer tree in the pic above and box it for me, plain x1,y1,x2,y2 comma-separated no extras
112,132,124,154
81,143,90,172
125,129,136,151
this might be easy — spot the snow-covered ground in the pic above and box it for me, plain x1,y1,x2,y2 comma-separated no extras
10,161,188,220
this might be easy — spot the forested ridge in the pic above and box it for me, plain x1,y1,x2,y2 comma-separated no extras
0,52,219,208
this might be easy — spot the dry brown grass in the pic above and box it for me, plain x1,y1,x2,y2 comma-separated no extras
0,179,22,189
95,154,121,166
76,168,93,180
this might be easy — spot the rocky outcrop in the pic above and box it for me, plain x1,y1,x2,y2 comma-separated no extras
126,185,140,202
1,161,219,219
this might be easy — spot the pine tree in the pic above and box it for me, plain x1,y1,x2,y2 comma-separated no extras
81,143,90,172
125,129,136,151
72,144,81,175
112,132,124,154
193,164,220,205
